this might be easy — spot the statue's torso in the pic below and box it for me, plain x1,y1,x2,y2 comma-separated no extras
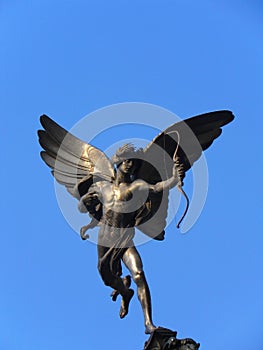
93,180,148,228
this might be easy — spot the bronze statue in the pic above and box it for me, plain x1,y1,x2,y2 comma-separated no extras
38,110,234,345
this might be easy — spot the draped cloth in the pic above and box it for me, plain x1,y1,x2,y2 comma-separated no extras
97,221,135,284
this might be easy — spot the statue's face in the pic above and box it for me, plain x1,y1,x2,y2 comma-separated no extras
118,159,135,175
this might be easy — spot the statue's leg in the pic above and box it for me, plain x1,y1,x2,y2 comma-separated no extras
97,244,134,318
122,246,156,334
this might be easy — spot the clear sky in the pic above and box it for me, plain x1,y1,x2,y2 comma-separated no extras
1,1,263,349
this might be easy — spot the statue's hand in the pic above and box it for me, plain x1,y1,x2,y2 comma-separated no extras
173,156,184,186
172,163,180,183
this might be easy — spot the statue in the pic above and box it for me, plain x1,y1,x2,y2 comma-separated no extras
38,110,234,348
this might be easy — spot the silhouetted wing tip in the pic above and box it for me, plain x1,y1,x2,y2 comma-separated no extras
197,110,234,126
40,114,58,125
215,110,235,125
40,114,51,128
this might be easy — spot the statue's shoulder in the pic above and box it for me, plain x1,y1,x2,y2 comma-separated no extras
130,179,148,192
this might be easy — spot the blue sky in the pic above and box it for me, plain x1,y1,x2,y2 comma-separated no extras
1,1,263,349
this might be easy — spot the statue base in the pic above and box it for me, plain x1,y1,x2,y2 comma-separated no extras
144,327,200,350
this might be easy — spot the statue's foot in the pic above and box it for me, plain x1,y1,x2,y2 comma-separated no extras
145,323,157,335
119,288,134,319
111,275,131,302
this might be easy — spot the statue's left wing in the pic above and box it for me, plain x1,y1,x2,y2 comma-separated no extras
38,115,115,199
135,110,234,240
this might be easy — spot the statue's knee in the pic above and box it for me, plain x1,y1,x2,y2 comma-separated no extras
133,270,145,284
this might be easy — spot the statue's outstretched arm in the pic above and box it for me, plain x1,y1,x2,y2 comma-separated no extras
148,162,180,193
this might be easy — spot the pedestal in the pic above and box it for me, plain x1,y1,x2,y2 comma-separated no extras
144,327,200,350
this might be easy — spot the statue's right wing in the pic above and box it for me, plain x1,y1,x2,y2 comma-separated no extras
135,110,234,240
38,115,115,199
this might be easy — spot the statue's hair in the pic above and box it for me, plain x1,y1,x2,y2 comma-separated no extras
112,143,143,168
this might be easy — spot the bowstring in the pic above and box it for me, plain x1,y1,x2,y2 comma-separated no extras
164,130,190,229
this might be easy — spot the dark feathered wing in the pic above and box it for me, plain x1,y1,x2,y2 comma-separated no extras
135,110,234,239
38,115,115,199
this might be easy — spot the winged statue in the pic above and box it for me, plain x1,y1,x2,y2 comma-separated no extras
38,110,234,335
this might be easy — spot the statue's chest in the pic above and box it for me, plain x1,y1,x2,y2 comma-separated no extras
103,184,132,206
102,184,132,212
112,184,132,202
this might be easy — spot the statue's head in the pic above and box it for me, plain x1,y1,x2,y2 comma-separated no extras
112,143,143,174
